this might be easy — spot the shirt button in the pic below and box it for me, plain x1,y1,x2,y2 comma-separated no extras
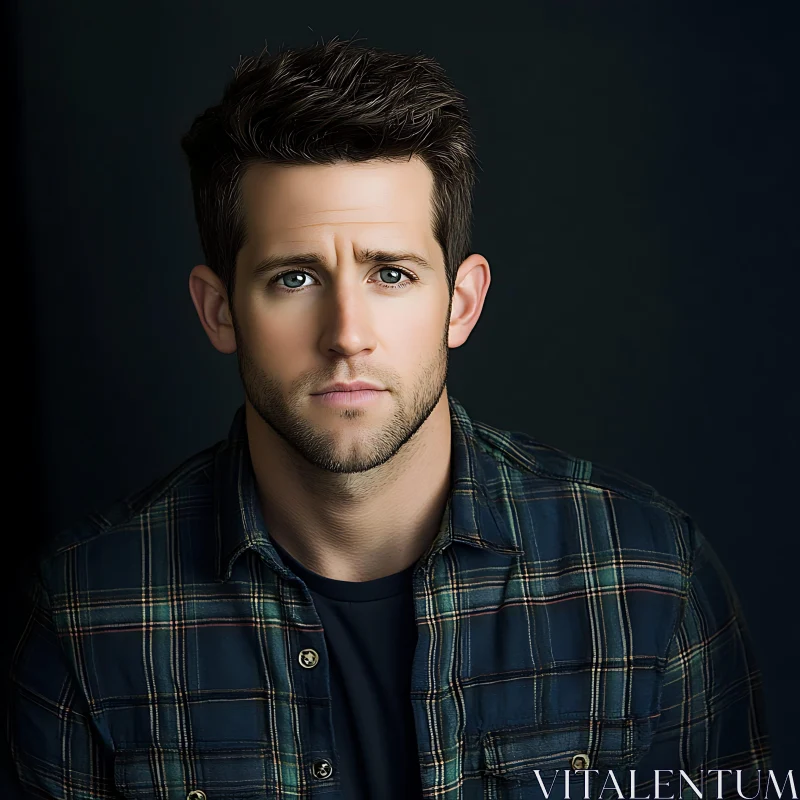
571,753,590,770
187,791,207,800
298,648,319,668
311,758,334,780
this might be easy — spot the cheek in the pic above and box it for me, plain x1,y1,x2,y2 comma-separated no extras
244,305,316,369
381,300,446,355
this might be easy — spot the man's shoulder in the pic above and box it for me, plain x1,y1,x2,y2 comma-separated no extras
474,417,686,515
470,416,696,562
39,441,223,568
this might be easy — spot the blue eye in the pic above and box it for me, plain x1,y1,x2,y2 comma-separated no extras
278,271,312,289
379,267,403,284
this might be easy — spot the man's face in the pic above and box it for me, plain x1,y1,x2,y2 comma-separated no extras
232,157,452,473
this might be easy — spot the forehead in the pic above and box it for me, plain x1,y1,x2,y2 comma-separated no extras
238,157,437,247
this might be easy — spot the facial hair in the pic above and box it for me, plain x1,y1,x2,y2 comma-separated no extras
232,307,451,474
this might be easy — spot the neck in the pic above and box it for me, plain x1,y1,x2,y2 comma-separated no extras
245,388,452,582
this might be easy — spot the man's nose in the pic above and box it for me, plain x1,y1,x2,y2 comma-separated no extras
317,277,378,358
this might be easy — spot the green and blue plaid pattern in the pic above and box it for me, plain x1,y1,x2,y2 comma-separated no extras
8,394,771,798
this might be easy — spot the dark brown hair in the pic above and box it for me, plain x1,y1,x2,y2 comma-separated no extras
180,38,478,302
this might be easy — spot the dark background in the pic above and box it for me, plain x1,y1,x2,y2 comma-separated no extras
4,0,797,791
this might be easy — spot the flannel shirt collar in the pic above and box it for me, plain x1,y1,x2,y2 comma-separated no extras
214,393,523,582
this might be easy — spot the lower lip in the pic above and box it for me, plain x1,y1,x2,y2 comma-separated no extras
311,389,386,407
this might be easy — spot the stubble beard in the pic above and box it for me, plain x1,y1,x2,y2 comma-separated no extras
232,309,451,474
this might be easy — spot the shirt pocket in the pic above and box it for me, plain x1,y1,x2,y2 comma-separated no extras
115,746,271,799
480,717,654,800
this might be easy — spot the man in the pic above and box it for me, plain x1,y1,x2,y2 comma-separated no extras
9,39,771,800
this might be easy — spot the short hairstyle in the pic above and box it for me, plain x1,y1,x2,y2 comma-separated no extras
180,38,478,303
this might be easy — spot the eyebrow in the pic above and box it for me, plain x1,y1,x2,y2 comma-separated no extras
251,248,434,279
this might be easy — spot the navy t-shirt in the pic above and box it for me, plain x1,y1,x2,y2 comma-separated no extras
270,536,423,799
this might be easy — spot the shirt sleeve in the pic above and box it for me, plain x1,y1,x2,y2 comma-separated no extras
7,574,118,799
642,518,773,797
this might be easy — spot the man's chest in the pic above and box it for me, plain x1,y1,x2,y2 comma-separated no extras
55,545,683,798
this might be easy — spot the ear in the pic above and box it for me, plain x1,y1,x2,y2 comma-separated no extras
447,253,491,348
188,265,237,354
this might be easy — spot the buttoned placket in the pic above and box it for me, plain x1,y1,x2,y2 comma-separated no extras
254,541,440,798
276,564,341,790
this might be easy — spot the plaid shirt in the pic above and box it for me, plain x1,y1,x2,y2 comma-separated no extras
8,394,771,799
